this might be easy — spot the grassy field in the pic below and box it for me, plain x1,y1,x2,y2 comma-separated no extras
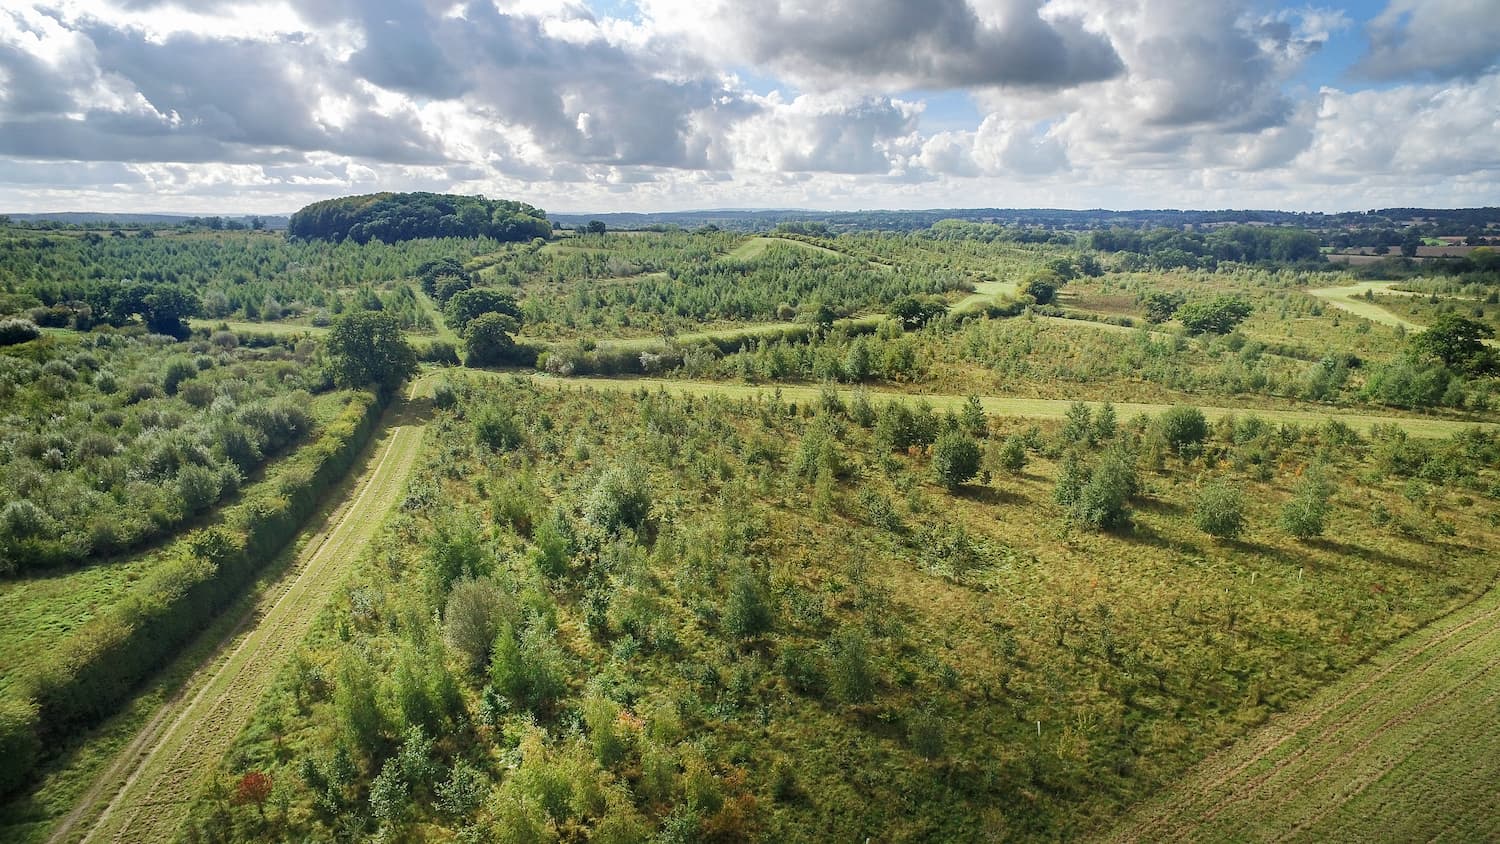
187,318,329,337
7,224,1500,842
727,235,846,261
170,373,1500,841
45,392,429,844
523,372,1498,438
954,278,1020,311
1305,281,1426,331
411,286,460,346
1104,580,1500,843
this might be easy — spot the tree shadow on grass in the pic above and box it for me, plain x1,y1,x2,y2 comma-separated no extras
1133,496,1186,518
965,485,1027,507
1114,520,1191,554
1303,537,1444,573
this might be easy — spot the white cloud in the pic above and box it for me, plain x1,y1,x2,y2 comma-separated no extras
1356,0,1500,81
0,0,1495,213
642,0,1122,92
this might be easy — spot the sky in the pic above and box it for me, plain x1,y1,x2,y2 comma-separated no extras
0,0,1497,215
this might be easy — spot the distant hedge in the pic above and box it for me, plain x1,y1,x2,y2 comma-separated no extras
287,192,551,244
0,389,384,798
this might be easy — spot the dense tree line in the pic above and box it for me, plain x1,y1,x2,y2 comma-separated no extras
1089,225,1323,269
287,193,551,245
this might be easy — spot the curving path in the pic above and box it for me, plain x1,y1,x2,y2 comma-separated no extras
48,388,430,844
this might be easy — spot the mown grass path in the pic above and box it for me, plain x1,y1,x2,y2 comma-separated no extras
1306,281,1426,330
1101,581,1500,842
48,390,429,844
523,373,1496,439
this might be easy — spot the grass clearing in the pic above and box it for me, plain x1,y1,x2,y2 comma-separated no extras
187,319,329,337
1103,580,1500,843
727,235,846,261
1306,281,1426,331
954,278,1019,311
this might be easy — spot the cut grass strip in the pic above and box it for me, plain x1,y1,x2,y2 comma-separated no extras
44,394,428,844
1101,581,1500,842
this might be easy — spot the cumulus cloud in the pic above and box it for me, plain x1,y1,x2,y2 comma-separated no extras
0,0,1496,214
1298,71,1500,178
1355,0,1500,81
643,0,1122,92
731,95,922,175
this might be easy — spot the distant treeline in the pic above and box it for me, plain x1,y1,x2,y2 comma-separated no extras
548,206,1500,235
1088,225,1323,269
0,213,287,231
287,192,551,245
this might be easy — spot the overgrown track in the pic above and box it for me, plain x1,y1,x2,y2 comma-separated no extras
520,374,1496,439
1101,582,1500,843
48,392,430,844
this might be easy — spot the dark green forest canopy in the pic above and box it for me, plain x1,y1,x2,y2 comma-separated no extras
287,193,552,245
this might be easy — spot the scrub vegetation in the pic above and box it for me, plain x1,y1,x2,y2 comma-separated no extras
1,202,1498,842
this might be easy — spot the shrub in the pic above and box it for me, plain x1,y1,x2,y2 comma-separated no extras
1021,270,1062,304
162,356,198,395
723,570,774,639
0,318,40,346
473,404,523,451
1280,471,1332,540
584,464,653,534
931,430,981,490
2,499,50,539
826,629,875,703
445,288,521,334
125,380,163,404
179,380,216,408
417,340,460,365
1157,406,1208,454
1195,481,1247,539
1177,296,1252,335
490,623,569,713
1069,450,1138,531
427,511,489,598
993,435,1028,474
432,380,458,409
177,463,223,515
1141,291,1184,323
443,577,517,673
